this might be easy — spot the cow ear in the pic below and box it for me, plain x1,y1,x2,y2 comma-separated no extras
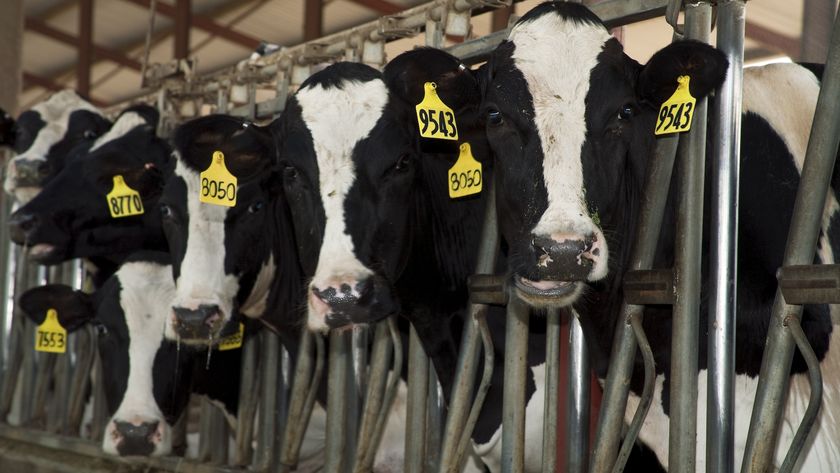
384,47,482,118
0,109,15,147
637,40,728,105
19,285,94,333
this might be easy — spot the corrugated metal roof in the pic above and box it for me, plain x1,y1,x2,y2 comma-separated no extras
19,0,820,110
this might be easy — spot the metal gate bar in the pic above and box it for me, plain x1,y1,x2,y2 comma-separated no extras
279,329,324,473
669,3,712,472
707,1,746,471
500,293,530,473
405,326,430,473
740,5,840,471
590,133,681,473
562,311,589,473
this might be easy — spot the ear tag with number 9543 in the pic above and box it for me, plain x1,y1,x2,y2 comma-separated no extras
200,151,237,207
36,308,66,354
416,82,458,141
448,143,482,199
655,75,696,136
218,323,244,351
106,175,144,218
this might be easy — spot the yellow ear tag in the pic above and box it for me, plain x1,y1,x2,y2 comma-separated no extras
35,309,67,354
106,175,144,218
218,323,244,351
199,151,237,207
415,82,458,141
655,75,696,136
448,143,482,199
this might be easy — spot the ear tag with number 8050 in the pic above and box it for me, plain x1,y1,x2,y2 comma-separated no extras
106,175,144,218
218,323,244,351
655,75,696,136
448,143,482,199
416,82,458,141
200,151,237,207
36,309,66,354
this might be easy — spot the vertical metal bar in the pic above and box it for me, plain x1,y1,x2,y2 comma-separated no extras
90,349,108,441
741,5,840,472
19,261,42,424
271,345,291,470
199,398,229,464
353,321,392,473
562,310,589,473
439,184,499,473
234,333,261,466
542,309,560,473
501,292,530,473
708,1,745,472
669,4,711,472
590,134,681,473
279,329,322,472
255,332,279,469
77,0,93,99
326,330,351,473
405,326,430,473
425,366,444,472
352,325,369,406
0,198,12,374
66,326,95,435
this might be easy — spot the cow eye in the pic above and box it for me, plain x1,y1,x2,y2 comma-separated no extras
618,104,635,120
283,165,298,180
248,200,265,213
159,203,172,219
94,323,108,337
394,154,412,172
83,129,98,140
487,109,503,127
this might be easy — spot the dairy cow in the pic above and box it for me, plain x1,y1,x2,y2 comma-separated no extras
7,105,170,285
3,90,111,203
401,2,839,470
19,251,242,457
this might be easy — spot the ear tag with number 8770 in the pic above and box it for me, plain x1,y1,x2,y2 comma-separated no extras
448,143,482,199
36,309,66,354
416,82,458,141
106,175,144,218
218,323,244,351
655,75,696,136
200,151,238,207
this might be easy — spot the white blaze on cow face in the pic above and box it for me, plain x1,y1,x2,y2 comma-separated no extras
509,13,611,282
102,261,174,457
4,90,102,203
89,111,147,152
168,158,240,339
294,78,389,331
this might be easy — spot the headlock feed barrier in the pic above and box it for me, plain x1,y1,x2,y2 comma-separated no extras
0,0,837,472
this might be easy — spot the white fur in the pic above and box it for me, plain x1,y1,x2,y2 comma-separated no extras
472,362,546,473
240,253,276,318
102,260,176,456
294,78,388,331
168,158,240,339
89,111,146,152
509,14,611,281
4,90,102,203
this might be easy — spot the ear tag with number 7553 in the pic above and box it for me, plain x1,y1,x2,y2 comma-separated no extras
106,175,144,218
36,309,66,354
448,143,482,199
655,75,696,136
218,323,244,351
200,151,238,207
416,82,458,141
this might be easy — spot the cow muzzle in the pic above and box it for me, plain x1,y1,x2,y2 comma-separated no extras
309,275,397,331
171,304,223,340
110,419,165,457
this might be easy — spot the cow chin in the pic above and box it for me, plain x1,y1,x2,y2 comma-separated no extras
513,275,584,308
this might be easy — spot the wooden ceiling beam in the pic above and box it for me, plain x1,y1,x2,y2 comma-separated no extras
25,17,142,70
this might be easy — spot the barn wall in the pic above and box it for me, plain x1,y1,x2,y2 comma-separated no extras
0,0,23,114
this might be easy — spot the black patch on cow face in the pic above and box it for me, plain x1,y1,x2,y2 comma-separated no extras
299,62,382,90
9,124,170,264
11,110,45,154
515,0,606,28
95,277,133,415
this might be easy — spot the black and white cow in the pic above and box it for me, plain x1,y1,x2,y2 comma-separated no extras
7,105,170,284
4,90,111,203
19,251,242,457
416,1,838,470
159,115,304,345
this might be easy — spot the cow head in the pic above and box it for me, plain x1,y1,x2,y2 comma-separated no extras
277,55,483,332
7,106,169,265
160,115,281,343
478,2,726,307
19,254,187,457
4,90,111,203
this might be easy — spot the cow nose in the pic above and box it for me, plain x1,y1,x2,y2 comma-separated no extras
172,304,223,339
113,420,161,456
311,277,389,329
8,211,38,244
531,233,601,281
14,158,49,186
